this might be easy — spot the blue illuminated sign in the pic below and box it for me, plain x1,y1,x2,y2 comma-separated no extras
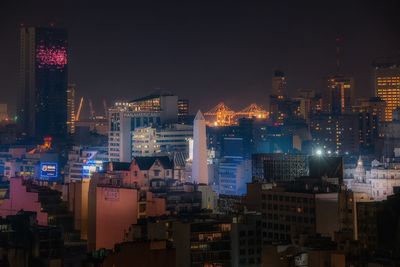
40,162,58,180
82,160,104,178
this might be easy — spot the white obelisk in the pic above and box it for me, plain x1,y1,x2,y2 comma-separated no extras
192,110,208,184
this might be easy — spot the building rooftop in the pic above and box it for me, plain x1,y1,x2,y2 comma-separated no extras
129,90,175,103
134,156,173,170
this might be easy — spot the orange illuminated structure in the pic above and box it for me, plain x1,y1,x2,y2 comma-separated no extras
373,57,400,121
236,103,268,119
204,102,236,126
204,102,269,126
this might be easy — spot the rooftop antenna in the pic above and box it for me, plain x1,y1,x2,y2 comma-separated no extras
336,35,341,75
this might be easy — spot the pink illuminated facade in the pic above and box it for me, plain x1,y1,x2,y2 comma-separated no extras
36,45,67,69
0,177,48,225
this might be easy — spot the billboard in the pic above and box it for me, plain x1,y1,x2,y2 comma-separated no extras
40,162,58,180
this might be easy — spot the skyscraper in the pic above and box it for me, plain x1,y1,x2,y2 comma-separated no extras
192,110,208,184
271,70,286,97
323,75,354,114
373,57,400,121
18,26,68,140
67,84,76,134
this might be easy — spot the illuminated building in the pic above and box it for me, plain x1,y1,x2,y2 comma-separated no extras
295,89,323,122
178,98,189,117
109,92,180,162
67,84,76,134
218,136,252,196
87,162,166,250
64,146,107,183
0,178,49,225
323,76,354,115
18,27,68,140
310,113,359,155
252,153,308,183
173,219,232,267
346,157,400,201
271,70,286,97
269,96,301,123
219,158,251,195
132,124,192,157
155,124,192,154
230,213,263,266
192,111,208,184
0,146,59,180
127,91,178,123
373,57,400,121
0,104,8,121
245,180,340,243
132,127,159,156
352,98,385,154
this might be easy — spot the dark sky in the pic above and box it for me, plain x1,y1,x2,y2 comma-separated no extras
1,0,399,116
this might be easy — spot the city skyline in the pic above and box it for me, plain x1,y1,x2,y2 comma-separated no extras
1,0,400,115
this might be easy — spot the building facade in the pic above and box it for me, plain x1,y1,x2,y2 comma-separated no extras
18,27,68,140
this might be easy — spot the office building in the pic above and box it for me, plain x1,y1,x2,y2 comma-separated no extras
64,145,107,183
132,127,159,156
127,91,178,123
18,27,68,140
271,70,286,97
67,84,76,134
352,97,385,154
109,92,180,162
245,180,340,244
310,113,359,154
0,104,8,121
178,98,189,117
323,75,354,114
252,153,308,183
132,124,192,157
269,96,301,123
373,56,400,121
173,219,232,267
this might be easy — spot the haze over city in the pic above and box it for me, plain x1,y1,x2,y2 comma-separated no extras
1,0,400,114
0,1,400,266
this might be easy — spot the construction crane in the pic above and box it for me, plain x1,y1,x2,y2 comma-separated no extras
76,97,84,121
204,102,236,126
205,102,269,126
236,103,268,119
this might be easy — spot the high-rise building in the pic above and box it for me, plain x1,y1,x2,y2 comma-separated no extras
271,70,286,97
310,113,359,155
323,75,354,114
67,84,76,134
18,27,68,140
352,97,385,154
0,104,8,121
192,110,208,184
373,57,400,121
177,99,189,117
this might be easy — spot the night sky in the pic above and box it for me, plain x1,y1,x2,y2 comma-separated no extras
1,0,399,116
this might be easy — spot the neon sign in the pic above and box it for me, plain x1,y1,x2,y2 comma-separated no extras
40,162,58,180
